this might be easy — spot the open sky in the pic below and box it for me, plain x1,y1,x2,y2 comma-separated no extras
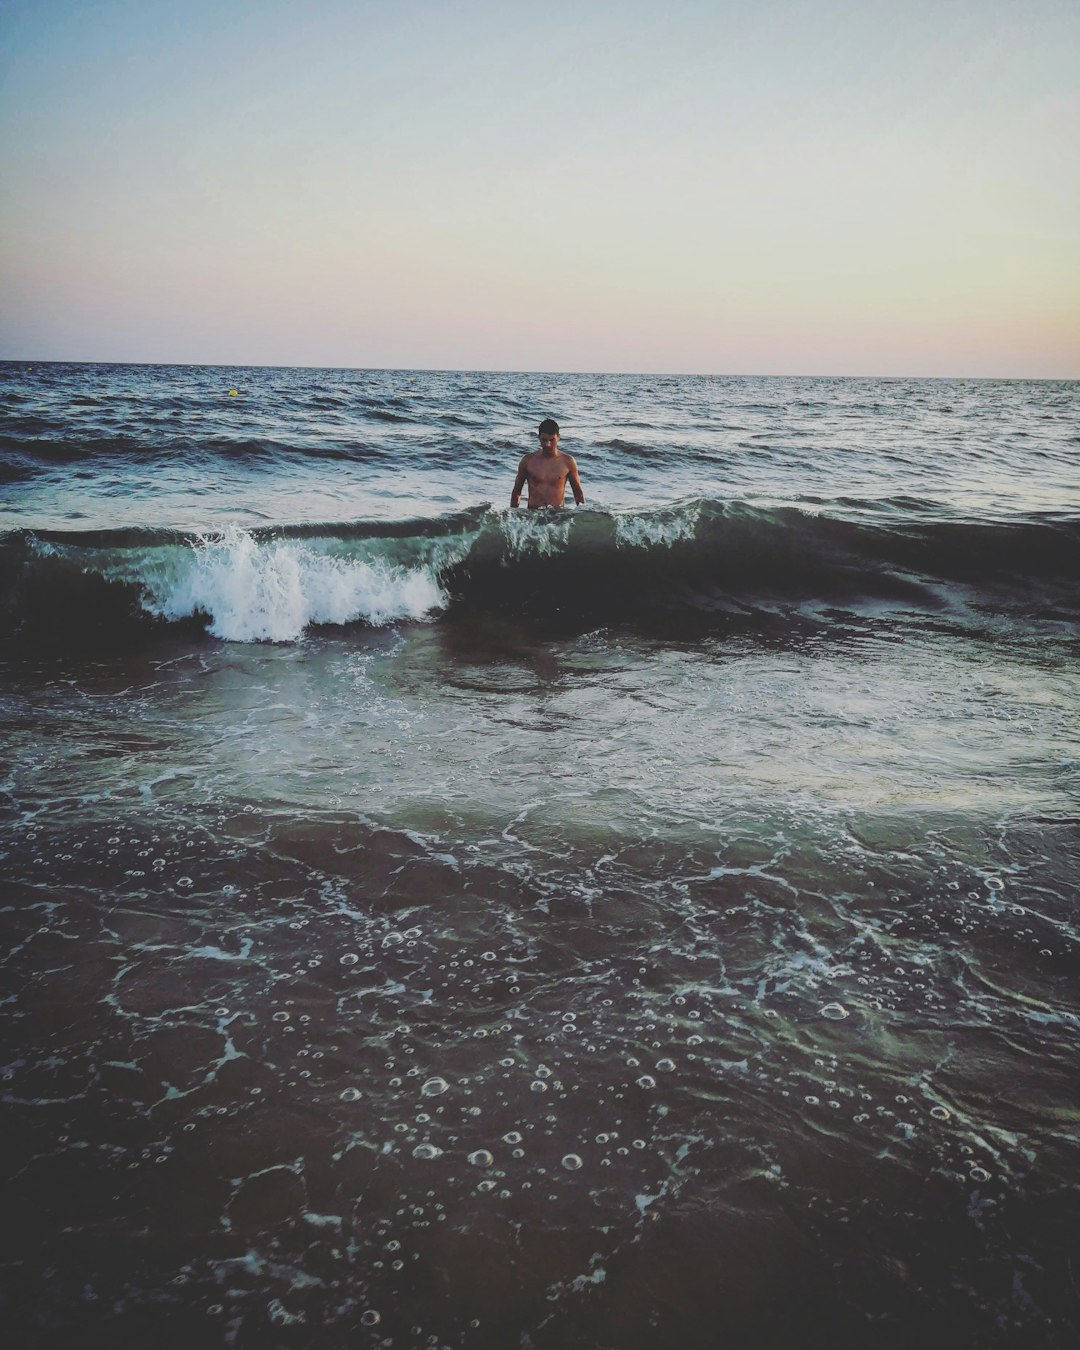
1,0,1077,375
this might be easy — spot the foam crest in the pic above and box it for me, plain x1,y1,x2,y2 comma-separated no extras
500,509,574,558
140,526,446,641
614,502,701,549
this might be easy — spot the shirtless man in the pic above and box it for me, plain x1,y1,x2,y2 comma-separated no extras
511,418,585,509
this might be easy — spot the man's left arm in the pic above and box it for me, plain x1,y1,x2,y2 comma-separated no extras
566,456,585,506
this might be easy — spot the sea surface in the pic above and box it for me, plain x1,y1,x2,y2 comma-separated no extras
2,362,1078,1349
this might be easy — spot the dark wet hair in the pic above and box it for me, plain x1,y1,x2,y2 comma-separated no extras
538,418,560,436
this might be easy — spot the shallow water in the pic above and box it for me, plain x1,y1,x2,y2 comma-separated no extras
2,364,1079,1347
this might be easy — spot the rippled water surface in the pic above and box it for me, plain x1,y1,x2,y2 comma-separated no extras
2,364,1079,1348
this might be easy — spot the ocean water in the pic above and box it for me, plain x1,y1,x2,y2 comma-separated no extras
1,362,1078,1349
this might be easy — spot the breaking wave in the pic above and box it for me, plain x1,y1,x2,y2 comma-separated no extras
2,499,1078,646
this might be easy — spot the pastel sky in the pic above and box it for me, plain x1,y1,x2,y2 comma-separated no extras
1,0,1077,375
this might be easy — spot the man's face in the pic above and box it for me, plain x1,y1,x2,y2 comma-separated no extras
539,430,559,454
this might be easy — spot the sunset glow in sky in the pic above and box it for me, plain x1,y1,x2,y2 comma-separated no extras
2,0,1077,375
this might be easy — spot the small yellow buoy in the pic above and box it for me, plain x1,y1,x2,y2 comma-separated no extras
228,389,239,396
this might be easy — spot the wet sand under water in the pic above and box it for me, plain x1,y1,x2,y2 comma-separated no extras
2,615,1079,1348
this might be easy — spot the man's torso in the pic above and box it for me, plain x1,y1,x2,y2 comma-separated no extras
525,451,571,507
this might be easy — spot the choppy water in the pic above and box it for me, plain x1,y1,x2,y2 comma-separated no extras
2,363,1079,1348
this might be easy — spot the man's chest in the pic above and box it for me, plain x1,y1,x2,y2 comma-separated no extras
528,457,568,484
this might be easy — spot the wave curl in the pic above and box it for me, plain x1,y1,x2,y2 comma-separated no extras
2,499,1078,646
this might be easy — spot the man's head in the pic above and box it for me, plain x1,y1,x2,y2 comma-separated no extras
538,418,560,453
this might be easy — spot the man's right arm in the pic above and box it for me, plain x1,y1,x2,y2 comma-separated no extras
511,457,528,507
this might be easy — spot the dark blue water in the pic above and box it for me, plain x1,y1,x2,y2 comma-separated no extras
2,362,1079,1348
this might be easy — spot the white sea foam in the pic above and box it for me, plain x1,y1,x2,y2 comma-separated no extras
614,503,700,549
501,509,573,558
136,526,446,642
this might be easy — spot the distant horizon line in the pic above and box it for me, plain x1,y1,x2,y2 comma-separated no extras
1,357,1076,382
